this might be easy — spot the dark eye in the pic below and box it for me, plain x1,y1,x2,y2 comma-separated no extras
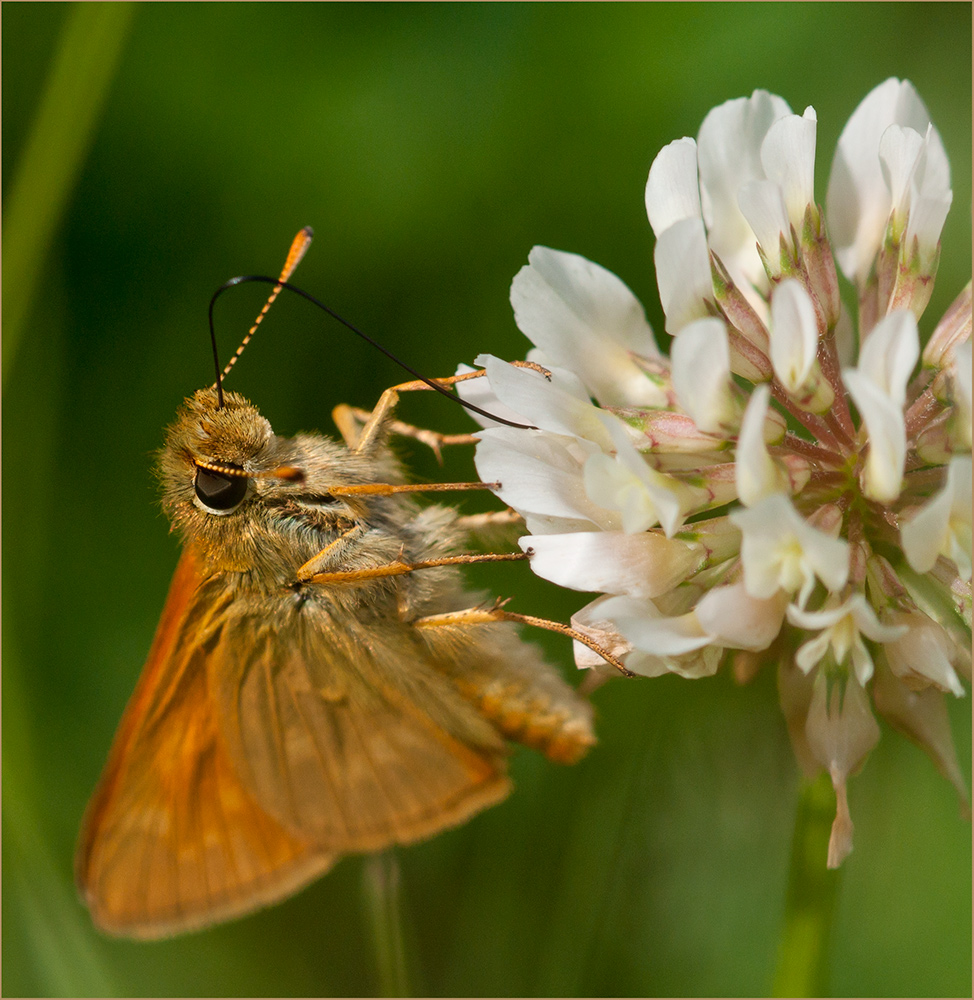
194,465,249,512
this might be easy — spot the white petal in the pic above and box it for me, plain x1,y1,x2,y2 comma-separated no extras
510,247,663,407
884,612,966,696
850,593,906,640
901,455,973,578
770,279,820,392
826,78,937,286
645,137,702,235
843,368,906,503
880,122,953,251
583,447,685,537
761,108,817,226
606,599,711,656
583,452,656,534
788,592,905,643
879,124,925,213
944,454,971,578
914,122,952,200
653,216,713,334
520,530,704,598
734,384,782,506
481,356,615,449
697,90,792,289
905,125,953,251
522,511,602,536
570,597,635,669
851,636,876,687
789,594,903,682
475,353,591,400
732,494,850,604
586,593,722,679
952,339,972,449
856,309,919,405
693,582,787,651
907,187,953,262
671,317,734,434
901,484,952,574
737,179,791,264
591,413,688,535
795,630,833,673
455,363,526,429
474,427,616,529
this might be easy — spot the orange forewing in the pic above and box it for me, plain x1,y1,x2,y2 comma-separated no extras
75,547,334,939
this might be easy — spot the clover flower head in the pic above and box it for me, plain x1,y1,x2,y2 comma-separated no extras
468,79,971,867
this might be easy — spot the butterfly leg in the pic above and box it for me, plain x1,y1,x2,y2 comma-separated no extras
332,402,477,461
333,372,479,453
335,364,546,454
409,604,610,764
293,524,370,582
294,529,525,586
411,604,633,678
296,551,528,586
449,509,526,552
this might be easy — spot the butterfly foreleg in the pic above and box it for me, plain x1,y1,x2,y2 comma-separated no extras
294,524,370,582
331,401,477,462
335,367,529,454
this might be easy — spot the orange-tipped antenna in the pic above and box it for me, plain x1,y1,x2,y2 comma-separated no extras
221,226,314,381
206,232,538,429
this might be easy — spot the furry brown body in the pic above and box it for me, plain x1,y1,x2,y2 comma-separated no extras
77,386,594,938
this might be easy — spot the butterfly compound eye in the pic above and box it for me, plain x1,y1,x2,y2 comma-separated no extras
194,465,249,512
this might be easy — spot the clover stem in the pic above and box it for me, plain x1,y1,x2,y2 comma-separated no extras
771,772,841,997
363,851,411,997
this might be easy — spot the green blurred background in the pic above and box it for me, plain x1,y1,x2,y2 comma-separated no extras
3,3,970,996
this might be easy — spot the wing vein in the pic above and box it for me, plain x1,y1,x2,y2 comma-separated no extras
283,671,354,842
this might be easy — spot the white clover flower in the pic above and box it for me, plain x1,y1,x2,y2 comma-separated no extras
788,592,907,686
827,79,952,322
731,494,849,607
470,79,971,868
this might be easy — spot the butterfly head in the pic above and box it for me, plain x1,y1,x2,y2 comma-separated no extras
156,386,376,582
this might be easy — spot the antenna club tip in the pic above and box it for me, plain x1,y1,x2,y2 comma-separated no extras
300,226,314,239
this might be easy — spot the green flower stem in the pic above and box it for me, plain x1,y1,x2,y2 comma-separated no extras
772,772,841,998
2,1,135,384
362,851,411,997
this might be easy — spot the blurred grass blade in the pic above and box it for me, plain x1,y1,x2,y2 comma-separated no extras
2,617,116,997
4,803,117,998
2,1,136,385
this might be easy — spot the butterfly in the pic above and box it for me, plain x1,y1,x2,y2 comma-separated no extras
75,229,611,938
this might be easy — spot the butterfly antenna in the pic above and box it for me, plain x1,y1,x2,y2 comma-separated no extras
208,229,537,429
223,226,313,380
208,227,314,408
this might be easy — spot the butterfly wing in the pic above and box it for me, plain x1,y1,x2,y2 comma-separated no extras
76,546,335,939
207,601,513,851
